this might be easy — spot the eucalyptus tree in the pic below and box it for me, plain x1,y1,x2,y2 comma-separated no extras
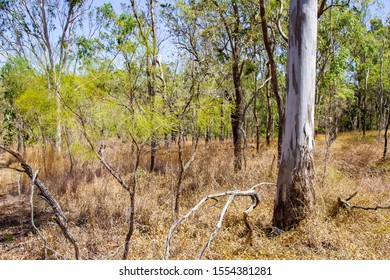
273,0,317,230
0,0,91,150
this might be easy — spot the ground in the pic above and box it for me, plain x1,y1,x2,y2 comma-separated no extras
0,131,389,260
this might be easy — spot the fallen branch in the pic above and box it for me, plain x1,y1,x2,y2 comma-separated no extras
0,145,81,260
164,183,275,260
333,191,390,216
29,168,48,259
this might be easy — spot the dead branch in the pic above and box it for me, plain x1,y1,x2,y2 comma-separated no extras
174,132,199,219
165,186,264,260
197,194,236,259
0,144,81,260
333,191,390,216
29,168,48,259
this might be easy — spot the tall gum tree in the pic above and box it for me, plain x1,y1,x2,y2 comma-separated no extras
273,0,317,230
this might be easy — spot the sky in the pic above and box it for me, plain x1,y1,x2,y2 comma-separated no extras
89,0,390,64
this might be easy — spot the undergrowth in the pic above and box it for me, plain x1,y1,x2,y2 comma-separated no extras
0,131,389,260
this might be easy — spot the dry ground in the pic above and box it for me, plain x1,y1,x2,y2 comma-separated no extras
0,131,389,260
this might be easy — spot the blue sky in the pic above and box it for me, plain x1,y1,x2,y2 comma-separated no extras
89,0,389,63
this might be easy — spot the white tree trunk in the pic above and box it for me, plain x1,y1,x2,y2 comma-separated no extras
273,0,317,230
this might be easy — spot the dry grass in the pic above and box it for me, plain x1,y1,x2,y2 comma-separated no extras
0,131,389,260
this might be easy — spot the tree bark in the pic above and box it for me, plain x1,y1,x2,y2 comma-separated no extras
232,61,244,171
260,0,284,159
265,64,273,146
384,109,390,160
273,0,317,230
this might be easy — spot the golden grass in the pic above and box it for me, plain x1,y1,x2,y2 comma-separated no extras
0,131,389,260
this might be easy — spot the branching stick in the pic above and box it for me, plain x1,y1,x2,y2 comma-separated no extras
334,191,390,215
165,185,269,260
0,144,81,260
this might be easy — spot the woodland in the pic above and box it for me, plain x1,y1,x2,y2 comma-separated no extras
0,0,389,260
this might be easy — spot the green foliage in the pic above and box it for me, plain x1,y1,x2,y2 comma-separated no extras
0,0,388,155
0,57,36,144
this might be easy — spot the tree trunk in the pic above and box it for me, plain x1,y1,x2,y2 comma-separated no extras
273,0,317,230
260,0,284,159
149,0,158,172
254,88,260,152
378,41,384,139
265,65,273,146
220,97,225,142
232,60,244,171
384,109,390,160
362,64,369,138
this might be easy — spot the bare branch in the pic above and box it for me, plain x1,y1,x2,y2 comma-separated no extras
334,192,390,216
29,168,48,259
244,76,271,114
0,145,81,260
0,166,26,173
276,0,288,43
318,0,351,19
197,194,235,259
165,188,262,260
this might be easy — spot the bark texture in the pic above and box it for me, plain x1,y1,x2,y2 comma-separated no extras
273,0,317,230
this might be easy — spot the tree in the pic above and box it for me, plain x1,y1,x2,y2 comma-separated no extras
130,0,160,172
273,0,317,230
259,0,285,159
0,0,90,150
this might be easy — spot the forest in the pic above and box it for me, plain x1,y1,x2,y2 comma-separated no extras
0,0,389,260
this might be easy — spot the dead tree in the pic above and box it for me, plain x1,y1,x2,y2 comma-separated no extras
0,145,81,260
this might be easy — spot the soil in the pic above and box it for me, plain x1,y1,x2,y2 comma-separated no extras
0,177,51,257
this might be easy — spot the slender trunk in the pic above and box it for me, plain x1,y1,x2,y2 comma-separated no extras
123,150,140,260
220,97,225,142
384,109,390,160
232,62,244,171
174,133,199,220
260,0,284,159
265,66,273,146
149,0,158,172
273,0,317,230
378,40,384,139
362,64,369,138
254,90,260,152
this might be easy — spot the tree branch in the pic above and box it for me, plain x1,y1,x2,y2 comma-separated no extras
0,145,81,260
165,185,268,260
276,0,288,43
334,192,390,216
318,0,351,19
